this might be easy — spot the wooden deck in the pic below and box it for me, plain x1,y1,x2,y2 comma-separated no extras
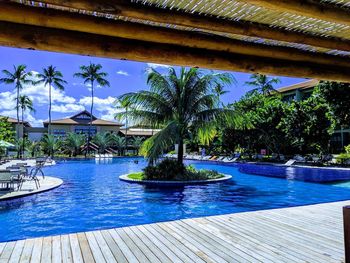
0,200,347,263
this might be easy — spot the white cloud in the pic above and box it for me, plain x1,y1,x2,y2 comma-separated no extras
79,96,121,121
147,63,170,69
116,70,129,76
51,104,85,113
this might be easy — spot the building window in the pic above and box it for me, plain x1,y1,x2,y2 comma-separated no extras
75,126,96,135
53,129,66,136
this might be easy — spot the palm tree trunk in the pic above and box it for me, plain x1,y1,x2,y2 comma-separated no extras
177,137,184,165
88,80,94,156
125,107,128,156
48,82,52,135
21,107,24,159
16,83,20,159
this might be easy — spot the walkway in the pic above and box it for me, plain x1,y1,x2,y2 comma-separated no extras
0,200,347,262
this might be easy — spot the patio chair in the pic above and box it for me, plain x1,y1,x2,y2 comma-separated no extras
0,170,22,190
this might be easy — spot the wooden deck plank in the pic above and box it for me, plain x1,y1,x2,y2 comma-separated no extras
85,232,105,263
40,237,52,263
68,234,83,263
29,238,43,263
0,242,16,263
51,236,61,263
19,239,35,263
1,200,349,263
76,233,95,263
8,240,25,263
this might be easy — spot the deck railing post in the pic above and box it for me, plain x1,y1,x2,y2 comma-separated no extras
344,206,350,263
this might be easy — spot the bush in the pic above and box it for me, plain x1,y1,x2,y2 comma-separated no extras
345,145,350,154
142,159,223,181
336,153,350,165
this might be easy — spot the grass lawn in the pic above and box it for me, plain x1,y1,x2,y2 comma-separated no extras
127,172,144,180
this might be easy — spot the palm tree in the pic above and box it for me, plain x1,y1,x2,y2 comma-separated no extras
35,66,67,135
246,73,281,95
17,95,35,157
63,132,85,157
14,138,30,158
74,63,110,154
92,132,111,154
27,141,41,157
0,65,32,139
109,134,126,156
41,134,61,157
117,67,235,165
132,137,144,156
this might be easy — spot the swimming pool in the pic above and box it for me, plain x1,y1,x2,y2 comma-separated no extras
1,158,350,242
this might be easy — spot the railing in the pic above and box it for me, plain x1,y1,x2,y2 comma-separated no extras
344,206,350,263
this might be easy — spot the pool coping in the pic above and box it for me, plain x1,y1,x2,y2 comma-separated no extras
0,176,63,201
119,174,232,185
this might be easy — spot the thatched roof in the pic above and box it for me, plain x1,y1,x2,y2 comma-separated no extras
1,0,349,81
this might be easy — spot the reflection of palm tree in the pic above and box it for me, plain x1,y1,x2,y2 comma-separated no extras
36,66,67,135
74,63,110,154
0,65,32,140
17,95,35,157
246,73,280,95
117,67,235,165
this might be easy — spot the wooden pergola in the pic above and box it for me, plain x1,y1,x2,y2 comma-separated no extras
0,0,349,81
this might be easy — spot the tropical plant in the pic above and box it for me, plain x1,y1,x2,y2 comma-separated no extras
132,137,144,155
14,137,30,158
245,73,280,95
109,134,125,156
0,65,33,139
63,132,85,156
117,67,235,165
41,134,61,157
92,132,111,154
316,81,350,127
16,95,35,157
35,66,67,134
74,63,110,153
0,117,15,143
27,141,41,157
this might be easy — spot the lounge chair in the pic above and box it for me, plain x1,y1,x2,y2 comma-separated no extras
202,156,211,160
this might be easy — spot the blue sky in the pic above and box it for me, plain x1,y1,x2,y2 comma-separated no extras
0,47,307,127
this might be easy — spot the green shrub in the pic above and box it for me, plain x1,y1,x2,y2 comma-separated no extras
345,145,350,154
335,153,350,165
142,159,223,181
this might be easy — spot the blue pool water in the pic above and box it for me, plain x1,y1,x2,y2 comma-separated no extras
1,158,350,242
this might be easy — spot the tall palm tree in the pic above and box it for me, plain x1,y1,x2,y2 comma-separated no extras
17,95,35,157
35,66,67,135
117,67,235,165
74,63,110,154
246,73,281,95
0,65,32,139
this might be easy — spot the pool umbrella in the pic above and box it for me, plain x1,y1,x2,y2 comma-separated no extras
0,140,14,148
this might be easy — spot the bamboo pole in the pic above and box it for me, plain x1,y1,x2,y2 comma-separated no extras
1,2,349,68
36,0,350,52
244,0,350,26
0,21,349,82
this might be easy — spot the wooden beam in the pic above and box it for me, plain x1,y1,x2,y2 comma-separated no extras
244,0,350,26
0,21,349,82
1,2,349,68
35,0,350,52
